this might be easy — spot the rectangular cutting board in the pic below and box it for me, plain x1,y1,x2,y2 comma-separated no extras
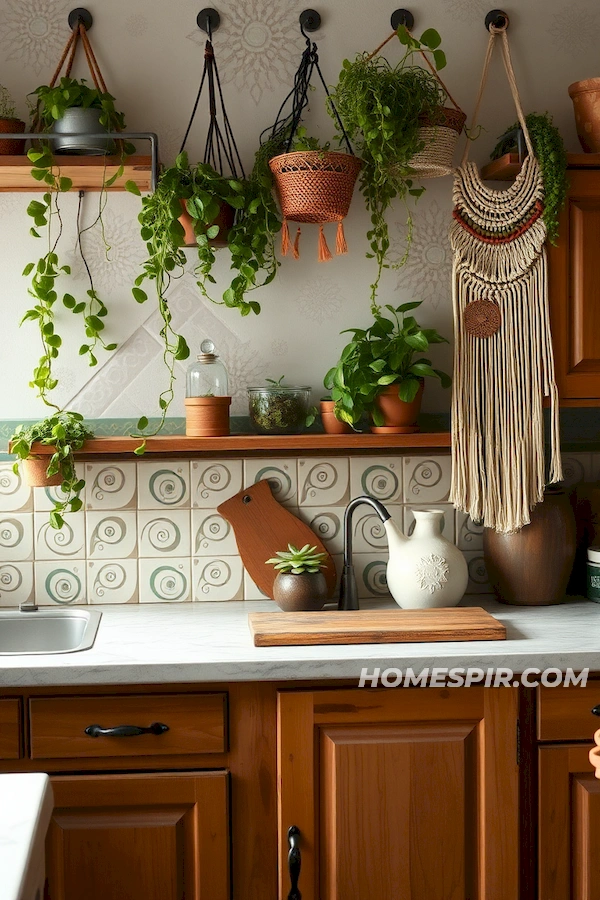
248,608,506,647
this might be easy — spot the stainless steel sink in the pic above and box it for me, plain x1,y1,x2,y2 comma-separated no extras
0,608,101,655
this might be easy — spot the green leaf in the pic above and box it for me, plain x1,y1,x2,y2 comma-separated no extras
49,510,64,530
30,169,47,182
404,332,429,351
134,441,147,456
22,263,35,276
62,293,76,309
420,28,441,49
125,180,142,196
206,224,220,239
136,416,149,431
398,378,421,402
377,374,398,385
396,24,411,44
58,176,73,192
132,287,147,303
433,49,447,70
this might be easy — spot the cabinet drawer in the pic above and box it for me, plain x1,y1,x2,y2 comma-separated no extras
538,683,600,741
0,698,21,759
29,693,227,759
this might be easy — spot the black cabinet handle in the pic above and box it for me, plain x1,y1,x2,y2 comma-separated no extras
84,722,169,738
592,706,600,717
287,825,301,900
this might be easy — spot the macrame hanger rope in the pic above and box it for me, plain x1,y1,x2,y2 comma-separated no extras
461,24,533,166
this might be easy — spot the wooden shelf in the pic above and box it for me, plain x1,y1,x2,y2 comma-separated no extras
0,155,152,192
481,152,600,181
21,432,452,458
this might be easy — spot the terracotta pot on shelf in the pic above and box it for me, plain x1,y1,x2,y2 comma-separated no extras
371,380,424,435
273,571,328,612
320,400,352,435
21,457,62,488
178,199,235,249
0,117,25,155
569,79,600,153
184,396,231,437
483,489,576,606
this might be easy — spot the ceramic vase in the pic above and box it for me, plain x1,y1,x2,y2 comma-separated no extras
371,381,424,435
273,571,328,612
22,458,62,488
384,508,468,608
569,79,600,153
320,400,352,435
483,489,576,606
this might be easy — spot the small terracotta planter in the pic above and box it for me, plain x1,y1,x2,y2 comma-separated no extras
178,199,236,248
320,400,352,435
371,380,424,434
273,571,328,612
21,457,62,488
569,79,600,153
0,118,25,155
185,396,231,437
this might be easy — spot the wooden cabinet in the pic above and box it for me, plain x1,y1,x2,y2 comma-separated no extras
0,697,21,758
278,686,519,900
549,166,600,403
45,771,229,900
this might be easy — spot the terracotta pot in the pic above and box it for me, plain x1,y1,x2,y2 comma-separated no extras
0,118,25,155
185,396,231,437
483,489,576,606
569,79,600,153
320,400,352,435
272,571,328,612
371,380,424,434
178,199,235,248
21,457,62,488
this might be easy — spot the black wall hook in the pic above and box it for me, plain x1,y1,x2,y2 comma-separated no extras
299,9,321,32
391,9,415,31
68,7,93,30
197,7,220,34
485,8,509,30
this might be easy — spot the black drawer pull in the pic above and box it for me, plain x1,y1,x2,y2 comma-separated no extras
287,825,301,900
592,706,600,717
84,722,169,738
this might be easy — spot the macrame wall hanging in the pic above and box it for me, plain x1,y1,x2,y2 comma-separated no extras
449,21,562,535
263,19,361,261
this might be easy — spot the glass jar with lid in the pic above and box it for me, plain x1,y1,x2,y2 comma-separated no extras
185,340,231,437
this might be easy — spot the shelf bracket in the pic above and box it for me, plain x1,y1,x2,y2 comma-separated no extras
485,8,509,31
299,9,321,32
391,9,415,31
68,7,93,31
197,8,220,34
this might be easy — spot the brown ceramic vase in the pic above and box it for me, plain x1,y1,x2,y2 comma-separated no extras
371,380,424,435
569,79,600,153
483,489,576,606
22,457,62,488
178,199,235,248
272,571,328,612
320,400,352,435
0,118,25,155
184,396,231,437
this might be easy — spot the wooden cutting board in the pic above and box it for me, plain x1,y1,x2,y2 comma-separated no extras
217,479,337,600
248,608,506,646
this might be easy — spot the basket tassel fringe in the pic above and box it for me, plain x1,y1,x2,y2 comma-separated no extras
281,219,290,256
281,219,348,261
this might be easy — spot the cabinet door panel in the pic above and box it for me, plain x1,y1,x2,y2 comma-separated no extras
278,687,519,900
46,771,229,900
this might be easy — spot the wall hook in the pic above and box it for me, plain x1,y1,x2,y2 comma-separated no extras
485,9,509,31
68,7,93,31
299,9,321,32
391,9,415,31
197,7,221,34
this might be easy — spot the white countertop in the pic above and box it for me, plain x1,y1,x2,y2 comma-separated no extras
1,596,600,687
0,774,53,900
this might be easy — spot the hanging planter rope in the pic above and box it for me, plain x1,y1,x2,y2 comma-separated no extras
265,24,361,261
178,16,244,248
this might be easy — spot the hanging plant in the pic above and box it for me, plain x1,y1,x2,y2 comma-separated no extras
490,112,568,246
330,25,459,311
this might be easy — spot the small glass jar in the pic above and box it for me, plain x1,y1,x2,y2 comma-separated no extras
587,547,600,603
248,384,311,435
186,340,228,398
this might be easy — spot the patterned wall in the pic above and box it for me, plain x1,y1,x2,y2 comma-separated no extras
0,0,595,424
0,450,595,606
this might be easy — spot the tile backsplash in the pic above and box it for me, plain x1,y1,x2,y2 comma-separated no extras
2,450,593,607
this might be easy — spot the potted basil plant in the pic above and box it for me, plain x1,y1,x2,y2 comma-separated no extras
324,301,451,433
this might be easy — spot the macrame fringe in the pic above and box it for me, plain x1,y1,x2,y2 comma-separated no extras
281,219,290,256
292,227,301,260
335,220,348,255
318,224,332,262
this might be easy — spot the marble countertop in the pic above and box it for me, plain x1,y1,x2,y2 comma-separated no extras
1,596,600,687
0,774,53,900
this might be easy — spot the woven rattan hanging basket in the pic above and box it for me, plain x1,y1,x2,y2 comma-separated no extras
269,150,362,224
409,106,467,177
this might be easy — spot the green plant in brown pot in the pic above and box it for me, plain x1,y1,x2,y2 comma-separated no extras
266,543,329,611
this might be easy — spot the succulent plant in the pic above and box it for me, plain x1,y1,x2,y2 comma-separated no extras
266,544,327,575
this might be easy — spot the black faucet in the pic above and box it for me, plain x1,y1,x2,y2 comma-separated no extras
338,496,392,611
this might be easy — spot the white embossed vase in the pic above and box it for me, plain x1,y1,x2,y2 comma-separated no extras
384,508,468,609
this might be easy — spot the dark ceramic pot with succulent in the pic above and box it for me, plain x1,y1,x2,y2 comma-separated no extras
324,300,451,433
266,543,329,612
248,377,317,435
